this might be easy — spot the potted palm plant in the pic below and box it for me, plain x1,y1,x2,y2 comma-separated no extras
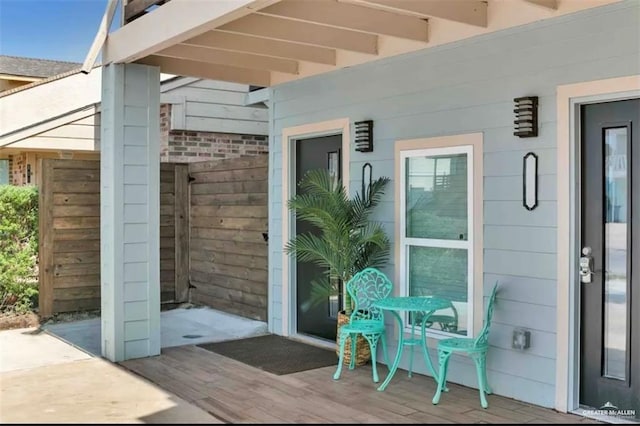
285,168,391,365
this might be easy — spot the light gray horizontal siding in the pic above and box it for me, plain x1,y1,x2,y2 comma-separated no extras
485,175,556,202
485,201,556,227
490,323,557,359
184,116,267,135
435,353,557,408
485,149,556,177
484,274,556,307
163,79,268,135
492,299,557,333
484,225,557,253
485,249,557,281
483,125,557,153
383,341,557,389
268,0,640,408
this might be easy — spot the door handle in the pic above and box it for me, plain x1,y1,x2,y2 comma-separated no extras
579,246,594,284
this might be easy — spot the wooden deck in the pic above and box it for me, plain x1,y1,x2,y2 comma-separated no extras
121,344,600,424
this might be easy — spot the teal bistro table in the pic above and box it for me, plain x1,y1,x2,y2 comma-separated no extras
373,296,453,392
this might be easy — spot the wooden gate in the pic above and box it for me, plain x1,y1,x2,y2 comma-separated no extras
188,155,268,321
38,159,189,317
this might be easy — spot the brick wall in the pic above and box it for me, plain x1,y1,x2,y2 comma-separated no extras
159,103,171,162
7,156,12,184
159,104,268,163
10,153,27,185
3,103,268,186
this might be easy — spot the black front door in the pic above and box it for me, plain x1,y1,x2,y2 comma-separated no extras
580,99,639,419
295,134,342,341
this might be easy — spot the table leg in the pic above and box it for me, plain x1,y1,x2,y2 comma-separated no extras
420,310,439,380
376,310,404,392
408,311,415,378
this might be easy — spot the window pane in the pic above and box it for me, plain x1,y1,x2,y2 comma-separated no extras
0,160,9,185
603,127,628,380
409,246,468,335
405,154,468,240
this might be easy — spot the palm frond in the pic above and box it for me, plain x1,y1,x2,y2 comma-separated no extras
286,168,391,314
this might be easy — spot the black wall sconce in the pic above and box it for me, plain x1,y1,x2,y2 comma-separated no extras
523,152,538,210
26,164,32,184
354,120,373,152
514,96,538,138
362,162,372,203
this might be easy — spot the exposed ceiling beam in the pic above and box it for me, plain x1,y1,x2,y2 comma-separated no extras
160,76,200,93
183,31,337,65
343,0,487,27
103,0,280,64
244,88,270,106
218,14,379,54
522,0,558,9
82,0,118,73
256,0,428,42
136,55,271,87
156,44,299,74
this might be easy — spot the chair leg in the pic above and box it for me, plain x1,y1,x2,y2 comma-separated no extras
483,360,492,395
349,333,357,370
380,332,390,367
364,334,380,383
432,349,452,405
472,353,489,409
333,331,348,380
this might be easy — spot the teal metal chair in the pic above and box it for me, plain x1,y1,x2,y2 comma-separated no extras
432,282,499,409
333,267,392,383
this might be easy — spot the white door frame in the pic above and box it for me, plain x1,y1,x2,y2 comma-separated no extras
280,118,351,348
556,76,640,413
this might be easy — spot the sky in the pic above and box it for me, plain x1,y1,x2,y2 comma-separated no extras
0,0,120,63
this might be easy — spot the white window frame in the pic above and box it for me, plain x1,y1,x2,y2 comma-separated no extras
391,132,482,346
399,145,474,339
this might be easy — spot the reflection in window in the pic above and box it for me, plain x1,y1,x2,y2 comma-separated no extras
406,154,468,241
603,127,628,380
410,246,468,335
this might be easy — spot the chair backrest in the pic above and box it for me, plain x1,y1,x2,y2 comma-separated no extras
473,281,499,348
347,267,393,323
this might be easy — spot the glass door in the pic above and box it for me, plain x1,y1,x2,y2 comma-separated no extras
580,99,639,420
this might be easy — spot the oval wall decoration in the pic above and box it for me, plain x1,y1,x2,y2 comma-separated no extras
523,152,539,211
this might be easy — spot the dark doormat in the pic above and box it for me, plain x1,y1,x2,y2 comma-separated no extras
197,334,338,375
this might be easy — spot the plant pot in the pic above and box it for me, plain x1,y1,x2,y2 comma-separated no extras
336,311,370,366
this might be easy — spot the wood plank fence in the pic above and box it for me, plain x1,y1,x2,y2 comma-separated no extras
38,156,268,321
189,155,268,321
38,159,189,317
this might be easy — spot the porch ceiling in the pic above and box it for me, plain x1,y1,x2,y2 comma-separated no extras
104,0,620,87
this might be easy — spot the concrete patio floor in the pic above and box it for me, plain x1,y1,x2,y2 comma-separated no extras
0,307,270,422
0,327,221,423
43,306,269,357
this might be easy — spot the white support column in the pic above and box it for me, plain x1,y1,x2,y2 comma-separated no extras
101,63,161,362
